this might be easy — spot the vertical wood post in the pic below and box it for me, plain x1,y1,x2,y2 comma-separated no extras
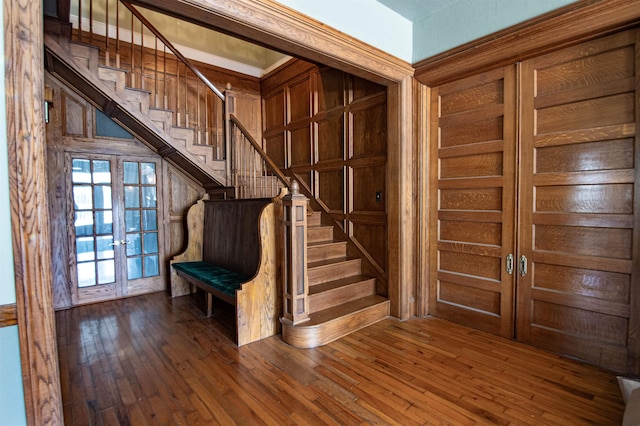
224,83,235,189
282,180,309,325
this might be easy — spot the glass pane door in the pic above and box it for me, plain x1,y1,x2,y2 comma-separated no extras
71,158,116,287
68,153,165,306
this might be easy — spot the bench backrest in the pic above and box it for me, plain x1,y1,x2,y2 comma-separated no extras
202,198,271,278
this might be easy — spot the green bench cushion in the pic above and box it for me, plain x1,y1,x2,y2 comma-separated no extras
172,261,249,298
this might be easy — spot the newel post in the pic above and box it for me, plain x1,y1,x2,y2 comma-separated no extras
282,180,310,325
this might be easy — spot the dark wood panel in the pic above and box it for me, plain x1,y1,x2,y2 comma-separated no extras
535,184,633,214
439,251,502,282
316,68,344,112
533,263,630,303
440,152,503,179
439,221,502,246
263,91,284,130
288,77,311,123
316,116,344,162
351,102,386,158
202,199,270,278
535,139,634,173
351,163,385,212
535,225,632,259
289,125,311,167
439,117,503,148
439,188,503,211
351,222,386,273
439,281,500,315
317,169,344,212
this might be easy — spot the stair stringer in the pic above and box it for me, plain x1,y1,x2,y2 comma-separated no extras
43,33,227,188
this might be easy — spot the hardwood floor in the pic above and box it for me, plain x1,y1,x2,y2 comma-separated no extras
56,291,625,425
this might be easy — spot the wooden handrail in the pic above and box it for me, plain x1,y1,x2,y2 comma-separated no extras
120,1,225,101
229,113,290,190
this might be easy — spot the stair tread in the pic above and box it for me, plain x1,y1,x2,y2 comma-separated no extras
98,64,128,73
309,274,375,294
308,256,358,269
149,106,173,112
124,86,152,94
307,240,346,248
302,295,388,326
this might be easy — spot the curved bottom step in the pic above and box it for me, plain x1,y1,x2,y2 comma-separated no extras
281,295,389,348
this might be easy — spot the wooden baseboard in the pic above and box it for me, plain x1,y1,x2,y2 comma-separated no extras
0,304,18,327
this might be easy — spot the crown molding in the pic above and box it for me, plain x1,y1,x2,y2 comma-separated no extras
413,0,640,86
128,0,414,85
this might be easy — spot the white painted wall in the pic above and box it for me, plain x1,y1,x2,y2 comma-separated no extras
276,0,413,62
412,0,576,62
0,3,28,424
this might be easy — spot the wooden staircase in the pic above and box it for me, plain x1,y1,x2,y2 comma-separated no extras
44,33,226,188
281,210,389,348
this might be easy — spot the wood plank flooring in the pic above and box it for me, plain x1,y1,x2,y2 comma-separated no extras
56,291,625,425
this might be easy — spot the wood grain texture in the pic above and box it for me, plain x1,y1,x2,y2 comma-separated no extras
414,0,640,86
429,65,517,339
5,0,63,423
517,28,640,373
170,194,208,297
0,303,18,327
57,292,626,425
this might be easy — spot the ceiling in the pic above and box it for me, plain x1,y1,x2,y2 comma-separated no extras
375,0,460,22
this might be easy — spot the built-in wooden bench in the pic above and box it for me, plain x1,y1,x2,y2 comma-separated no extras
170,194,282,346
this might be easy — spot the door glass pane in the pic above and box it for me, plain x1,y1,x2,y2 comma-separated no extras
143,210,157,231
141,163,156,184
72,159,91,183
97,260,115,284
124,162,139,184
73,186,93,209
142,187,156,208
125,210,141,232
126,233,141,256
144,255,159,277
124,186,140,208
77,262,96,287
75,212,93,236
76,237,95,262
96,236,114,260
127,257,142,280
95,211,113,234
93,160,111,183
94,185,112,209
143,232,158,254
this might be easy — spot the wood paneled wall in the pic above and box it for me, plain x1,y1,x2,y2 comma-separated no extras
262,60,389,294
45,73,205,309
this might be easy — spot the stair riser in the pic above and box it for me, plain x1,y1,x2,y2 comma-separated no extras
308,259,361,285
307,212,322,227
309,280,376,314
307,227,333,243
307,242,347,263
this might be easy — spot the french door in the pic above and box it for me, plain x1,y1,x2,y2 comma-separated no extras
429,29,639,373
68,153,165,305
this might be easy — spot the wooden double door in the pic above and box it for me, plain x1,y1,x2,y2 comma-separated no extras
429,29,639,373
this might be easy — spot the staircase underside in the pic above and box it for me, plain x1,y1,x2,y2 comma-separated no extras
43,33,225,189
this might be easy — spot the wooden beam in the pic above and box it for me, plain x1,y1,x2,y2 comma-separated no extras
5,0,63,424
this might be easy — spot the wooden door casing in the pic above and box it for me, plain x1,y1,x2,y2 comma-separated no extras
517,30,639,373
429,65,518,338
